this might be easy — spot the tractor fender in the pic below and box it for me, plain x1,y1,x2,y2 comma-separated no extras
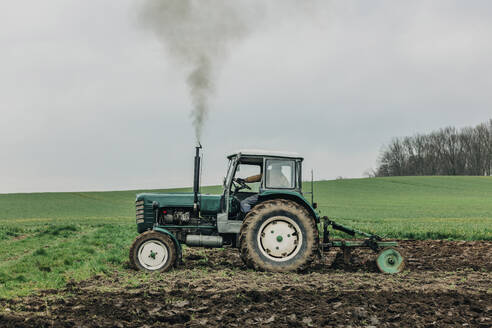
152,227,183,265
258,191,320,223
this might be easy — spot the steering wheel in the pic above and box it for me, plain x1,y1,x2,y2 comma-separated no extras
233,178,251,193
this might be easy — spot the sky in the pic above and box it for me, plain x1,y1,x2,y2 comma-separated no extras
1,0,491,193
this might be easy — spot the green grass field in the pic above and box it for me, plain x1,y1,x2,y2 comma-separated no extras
0,176,491,298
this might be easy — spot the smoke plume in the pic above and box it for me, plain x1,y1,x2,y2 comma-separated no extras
140,0,259,142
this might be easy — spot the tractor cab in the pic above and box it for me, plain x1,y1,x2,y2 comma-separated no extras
223,150,304,219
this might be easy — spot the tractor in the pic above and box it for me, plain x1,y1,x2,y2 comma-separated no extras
129,146,404,273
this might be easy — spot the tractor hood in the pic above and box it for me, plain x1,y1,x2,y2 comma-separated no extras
136,192,196,208
136,192,222,214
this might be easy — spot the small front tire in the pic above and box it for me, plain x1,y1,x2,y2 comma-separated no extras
129,231,176,272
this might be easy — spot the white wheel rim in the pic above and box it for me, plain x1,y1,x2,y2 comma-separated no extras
138,239,169,270
257,216,303,262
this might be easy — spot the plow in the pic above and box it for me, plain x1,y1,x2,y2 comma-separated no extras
321,217,404,273
130,146,405,274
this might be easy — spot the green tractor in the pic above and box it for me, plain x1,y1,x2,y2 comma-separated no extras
129,146,404,273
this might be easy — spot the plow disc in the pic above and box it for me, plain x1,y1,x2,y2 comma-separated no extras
376,247,405,273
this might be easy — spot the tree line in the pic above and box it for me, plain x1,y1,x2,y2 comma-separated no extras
375,119,492,177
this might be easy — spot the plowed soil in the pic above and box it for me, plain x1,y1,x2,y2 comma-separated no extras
1,240,491,327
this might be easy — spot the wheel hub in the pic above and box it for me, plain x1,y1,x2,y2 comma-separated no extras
258,216,302,261
138,240,169,270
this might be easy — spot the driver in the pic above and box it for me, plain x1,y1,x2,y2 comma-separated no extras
234,174,261,214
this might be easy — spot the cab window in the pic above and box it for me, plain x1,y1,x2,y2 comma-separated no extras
265,160,295,189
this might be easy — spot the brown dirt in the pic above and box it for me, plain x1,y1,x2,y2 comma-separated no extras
0,240,491,327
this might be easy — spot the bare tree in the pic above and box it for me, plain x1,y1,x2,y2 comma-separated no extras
488,119,492,175
376,119,492,177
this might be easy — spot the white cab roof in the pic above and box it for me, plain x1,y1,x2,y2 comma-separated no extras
228,149,303,159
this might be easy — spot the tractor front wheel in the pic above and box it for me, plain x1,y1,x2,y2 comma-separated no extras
129,231,176,272
239,199,319,272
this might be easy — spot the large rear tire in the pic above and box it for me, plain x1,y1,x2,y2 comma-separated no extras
129,231,176,272
239,199,319,272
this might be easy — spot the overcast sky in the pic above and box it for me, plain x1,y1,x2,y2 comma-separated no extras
1,0,491,194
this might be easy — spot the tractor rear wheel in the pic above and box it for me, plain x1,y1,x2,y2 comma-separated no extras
129,231,176,272
239,199,319,272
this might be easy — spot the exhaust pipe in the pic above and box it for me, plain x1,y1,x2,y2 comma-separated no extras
193,144,202,215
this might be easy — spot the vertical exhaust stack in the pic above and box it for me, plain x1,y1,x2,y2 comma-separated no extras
193,144,202,215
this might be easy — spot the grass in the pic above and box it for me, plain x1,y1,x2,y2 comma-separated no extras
0,176,491,298
312,176,492,240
